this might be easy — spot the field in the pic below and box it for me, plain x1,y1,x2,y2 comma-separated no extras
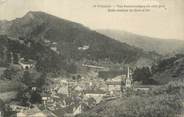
0,80,23,102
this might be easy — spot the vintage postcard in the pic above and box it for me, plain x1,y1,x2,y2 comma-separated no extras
0,0,184,117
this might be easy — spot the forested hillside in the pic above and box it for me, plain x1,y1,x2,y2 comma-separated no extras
0,11,160,67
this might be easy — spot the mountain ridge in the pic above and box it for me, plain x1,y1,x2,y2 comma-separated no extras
97,29,184,55
0,11,160,68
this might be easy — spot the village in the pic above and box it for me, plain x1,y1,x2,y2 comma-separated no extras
0,39,156,117
5,56,154,117
0,40,156,117
0,7,183,117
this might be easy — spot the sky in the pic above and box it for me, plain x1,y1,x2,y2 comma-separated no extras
0,0,183,40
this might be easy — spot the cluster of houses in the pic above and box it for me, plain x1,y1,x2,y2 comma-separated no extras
4,52,155,117
0,38,158,117
8,104,56,117
36,66,135,117
2,64,155,117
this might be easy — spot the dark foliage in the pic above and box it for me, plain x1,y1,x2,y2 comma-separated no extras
0,35,70,74
152,54,184,73
22,71,32,87
30,91,42,104
151,54,184,84
98,70,123,80
132,67,158,85
35,73,46,88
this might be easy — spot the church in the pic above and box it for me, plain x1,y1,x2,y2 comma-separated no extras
106,67,133,96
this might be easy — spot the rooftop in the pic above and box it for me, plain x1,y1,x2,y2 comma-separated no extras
106,81,121,85
19,58,36,64
134,85,158,88
84,89,106,94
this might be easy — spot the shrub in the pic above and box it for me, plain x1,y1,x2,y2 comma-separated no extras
78,80,184,117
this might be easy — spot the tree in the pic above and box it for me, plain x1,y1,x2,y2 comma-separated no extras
22,71,32,87
2,66,23,80
66,62,77,74
36,73,46,88
132,67,157,85
30,91,42,104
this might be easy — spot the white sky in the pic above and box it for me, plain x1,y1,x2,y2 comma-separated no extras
0,0,184,40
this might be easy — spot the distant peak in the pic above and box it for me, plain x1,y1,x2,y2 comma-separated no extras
24,12,35,19
24,11,49,18
26,11,46,15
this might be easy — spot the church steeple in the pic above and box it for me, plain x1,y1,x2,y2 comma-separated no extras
10,52,14,64
125,66,132,88
127,66,130,79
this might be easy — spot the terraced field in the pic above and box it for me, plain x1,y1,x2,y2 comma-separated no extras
0,80,23,102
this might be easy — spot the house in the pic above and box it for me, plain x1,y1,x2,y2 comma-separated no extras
50,42,60,54
57,86,69,96
133,85,156,92
16,111,55,117
106,74,125,96
57,80,69,96
83,90,106,103
44,39,51,43
106,74,126,82
16,112,27,117
53,103,89,117
50,46,58,52
9,104,49,117
74,85,84,92
16,109,50,117
81,64,109,71
42,78,62,94
32,87,37,91
73,104,82,116
78,45,90,50
18,58,35,70
41,92,52,109
106,81,122,96
106,67,133,95
9,104,28,112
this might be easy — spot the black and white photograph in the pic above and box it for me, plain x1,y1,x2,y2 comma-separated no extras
0,0,184,117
